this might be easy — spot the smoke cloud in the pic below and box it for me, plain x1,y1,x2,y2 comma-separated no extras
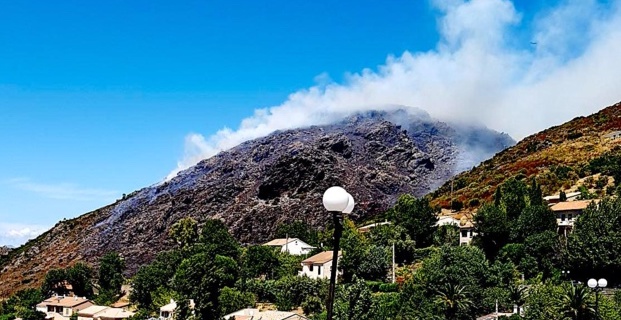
167,0,621,180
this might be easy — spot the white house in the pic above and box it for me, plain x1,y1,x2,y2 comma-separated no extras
160,299,195,319
543,192,580,205
223,308,308,320
77,306,134,320
551,199,596,236
263,238,315,255
459,218,476,246
299,251,341,280
436,216,460,227
36,295,94,320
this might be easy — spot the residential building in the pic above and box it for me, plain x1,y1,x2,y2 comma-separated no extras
459,217,475,246
436,216,460,227
299,251,341,280
77,306,134,320
551,199,596,236
36,295,94,320
263,238,315,255
223,308,308,320
543,192,580,205
159,299,195,320
357,221,391,233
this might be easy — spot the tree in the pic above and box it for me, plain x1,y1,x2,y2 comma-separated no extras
528,178,544,206
434,283,473,320
560,190,567,202
514,205,557,242
173,253,239,320
358,245,390,281
500,178,527,220
218,287,255,316
333,276,373,320
41,268,69,297
98,252,125,297
433,224,460,247
66,262,94,298
169,217,199,250
241,245,279,280
507,283,528,315
523,231,561,278
388,194,438,248
130,250,184,310
558,284,595,320
198,219,240,260
473,204,510,260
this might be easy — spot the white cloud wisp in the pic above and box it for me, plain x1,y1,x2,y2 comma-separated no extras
168,0,621,180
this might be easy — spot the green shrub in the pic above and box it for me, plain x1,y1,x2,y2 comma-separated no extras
378,283,398,292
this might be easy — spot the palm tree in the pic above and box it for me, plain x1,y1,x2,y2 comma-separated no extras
558,284,596,320
434,283,473,319
508,283,528,315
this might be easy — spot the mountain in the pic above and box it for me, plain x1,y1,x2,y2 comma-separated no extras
0,109,512,297
431,101,621,208
0,246,11,256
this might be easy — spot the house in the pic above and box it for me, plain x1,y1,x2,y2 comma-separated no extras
357,221,391,233
159,299,195,320
223,308,308,320
263,238,315,255
551,199,596,236
77,306,134,320
543,192,580,205
299,251,341,280
36,295,94,320
459,217,475,246
436,216,460,227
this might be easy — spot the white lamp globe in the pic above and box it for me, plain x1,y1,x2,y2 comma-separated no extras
343,194,355,214
323,187,350,212
598,278,608,288
588,278,597,288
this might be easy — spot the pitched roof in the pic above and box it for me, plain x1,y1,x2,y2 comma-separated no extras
224,308,308,320
550,199,596,212
264,238,299,246
78,305,110,316
302,251,340,264
93,307,135,319
37,296,91,308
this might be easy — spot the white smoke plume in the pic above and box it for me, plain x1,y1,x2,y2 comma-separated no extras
167,0,621,180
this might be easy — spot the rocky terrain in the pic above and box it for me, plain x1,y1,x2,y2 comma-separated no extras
0,109,513,297
0,246,11,256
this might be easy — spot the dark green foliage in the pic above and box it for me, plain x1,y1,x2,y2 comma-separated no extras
301,296,323,316
388,194,438,248
66,262,94,298
273,276,326,311
523,231,561,278
199,219,241,260
130,250,185,310
514,205,557,242
500,178,527,220
238,279,275,302
434,283,474,320
433,224,459,247
241,245,279,280
275,252,304,279
560,190,567,202
369,292,400,320
558,284,595,320
98,252,125,298
566,197,621,284
1,288,45,320
275,221,319,246
218,287,255,316
378,283,398,293
587,147,621,185
333,276,373,320
41,268,69,297
473,204,510,260
528,178,543,206
451,199,463,212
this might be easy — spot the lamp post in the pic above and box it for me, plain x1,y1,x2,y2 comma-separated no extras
587,278,607,319
322,186,354,320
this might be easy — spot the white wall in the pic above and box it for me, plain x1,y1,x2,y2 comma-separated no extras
300,260,341,280
281,239,314,255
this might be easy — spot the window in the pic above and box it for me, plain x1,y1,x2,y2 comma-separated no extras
461,230,468,237
318,266,322,275
309,264,313,272
561,214,566,221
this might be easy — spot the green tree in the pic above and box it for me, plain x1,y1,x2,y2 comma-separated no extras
500,178,527,220
560,190,567,202
218,287,255,316
41,268,69,297
67,262,94,298
241,245,279,280
514,205,557,242
528,178,544,206
523,231,561,278
130,250,184,310
198,219,241,260
473,204,511,260
388,195,438,248
169,217,199,250
434,283,473,320
98,252,125,297
433,224,460,247
333,276,373,320
558,284,595,320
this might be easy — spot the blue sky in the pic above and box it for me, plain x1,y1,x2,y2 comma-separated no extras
1,0,621,246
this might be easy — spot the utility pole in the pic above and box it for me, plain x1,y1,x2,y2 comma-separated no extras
392,243,396,283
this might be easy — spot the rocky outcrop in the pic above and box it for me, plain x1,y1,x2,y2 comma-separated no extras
0,110,513,297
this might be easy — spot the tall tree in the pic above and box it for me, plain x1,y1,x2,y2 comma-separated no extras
528,178,544,206
67,262,94,298
434,283,473,320
98,252,126,296
333,276,374,320
241,245,279,280
389,194,438,248
473,204,511,260
500,178,527,220
558,285,595,320
41,269,69,297
169,217,199,250
514,205,557,241
198,219,240,260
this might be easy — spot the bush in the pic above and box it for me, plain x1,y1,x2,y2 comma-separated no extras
378,283,398,293
365,281,383,292
301,296,323,315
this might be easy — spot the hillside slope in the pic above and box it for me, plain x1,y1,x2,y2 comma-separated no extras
0,110,512,297
431,101,621,208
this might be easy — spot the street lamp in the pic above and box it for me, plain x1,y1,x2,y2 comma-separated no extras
587,278,607,319
322,187,354,320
